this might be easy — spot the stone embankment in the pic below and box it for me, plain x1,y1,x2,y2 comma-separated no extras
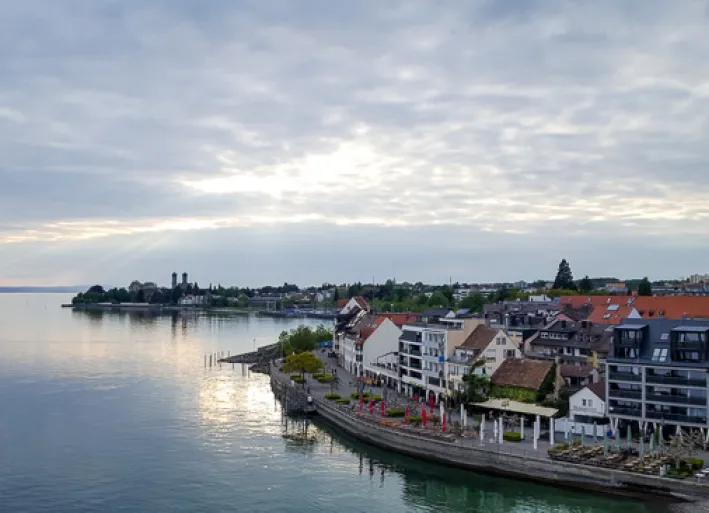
269,371,709,502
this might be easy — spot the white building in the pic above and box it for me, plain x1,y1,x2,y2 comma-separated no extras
399,316,484,402
179,295,205,306
342,314,400,377
555,381,609,438
361,318,403,386
447,325,523,394
333,297,369,365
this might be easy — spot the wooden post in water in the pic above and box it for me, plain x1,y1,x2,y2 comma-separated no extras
204,355,207,368
209,354,212,368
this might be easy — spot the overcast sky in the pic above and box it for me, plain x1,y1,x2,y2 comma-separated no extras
2,1,709,288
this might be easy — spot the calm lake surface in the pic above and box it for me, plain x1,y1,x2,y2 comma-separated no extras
0,294,685,512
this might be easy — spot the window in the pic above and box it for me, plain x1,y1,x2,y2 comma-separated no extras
588,399,593,407
603,314,611,319
582,399,587,406
660,333,669,341
651,348,668,362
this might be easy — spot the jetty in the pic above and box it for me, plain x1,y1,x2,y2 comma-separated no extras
268,359,709,502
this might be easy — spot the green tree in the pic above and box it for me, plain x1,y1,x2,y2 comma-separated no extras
426,291,449,308
579,275,593,293
281,352,324,379
463,360,490,402
638,277,653,296
313,324,333,342
459,293,488,313
553,259,576,290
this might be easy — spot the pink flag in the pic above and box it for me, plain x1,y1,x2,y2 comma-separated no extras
404,407,409,423
380,400,385,416
421,405,427,427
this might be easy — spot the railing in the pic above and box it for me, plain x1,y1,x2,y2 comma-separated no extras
645,412,708,424
646,394,707,406
609,407,642,417
608,389,642,400
608,372,642,382
646,375,706,387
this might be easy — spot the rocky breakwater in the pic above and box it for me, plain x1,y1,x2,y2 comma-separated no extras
221,343,281,375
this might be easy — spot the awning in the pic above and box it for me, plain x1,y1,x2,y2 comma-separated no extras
473,398,558,417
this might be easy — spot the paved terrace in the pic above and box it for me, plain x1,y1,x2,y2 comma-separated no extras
271,352,709,472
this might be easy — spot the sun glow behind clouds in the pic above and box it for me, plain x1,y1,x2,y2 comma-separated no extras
182,141,388,197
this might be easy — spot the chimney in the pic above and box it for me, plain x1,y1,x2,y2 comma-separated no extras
581,320,588,329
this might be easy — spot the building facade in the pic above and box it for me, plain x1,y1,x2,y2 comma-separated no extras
606,319,709,435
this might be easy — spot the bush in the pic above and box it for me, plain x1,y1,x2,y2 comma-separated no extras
572,439,582,448
335,398,350,404
372,394,382,401
684,458,704,470
312,373,323,379
350,392,362,399
408,415,422,425
503,432,522,442
324,393,340,400
386,409,406,418
289,374,301,380
293,377,305,384
549,442,569,453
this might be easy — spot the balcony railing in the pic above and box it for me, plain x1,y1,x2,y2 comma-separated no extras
646,375,706,387
608,372,642,382
608,389,642,400
609,407,642,417
646,394,707,406
646,412,708,425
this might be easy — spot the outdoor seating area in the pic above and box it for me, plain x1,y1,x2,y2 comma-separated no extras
548,442,692,477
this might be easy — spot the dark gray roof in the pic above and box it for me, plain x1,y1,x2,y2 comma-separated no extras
422,308,451,317
613,318,709,367
399,330,420,342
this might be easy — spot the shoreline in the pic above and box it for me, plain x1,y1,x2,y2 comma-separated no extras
269,372,709,502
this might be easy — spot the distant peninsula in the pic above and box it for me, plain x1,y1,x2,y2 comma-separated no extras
0,286,86,293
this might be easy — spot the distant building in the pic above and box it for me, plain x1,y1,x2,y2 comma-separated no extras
172,272,178,289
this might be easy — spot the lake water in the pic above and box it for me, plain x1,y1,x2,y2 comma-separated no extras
0,293,686,512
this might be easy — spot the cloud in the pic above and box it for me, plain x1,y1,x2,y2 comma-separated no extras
1,0,709,284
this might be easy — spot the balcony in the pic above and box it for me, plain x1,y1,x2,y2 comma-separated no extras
646,394,707,406
609,407,642,417
646,412,708,425
608,372,641,383
608,389,642,400
646,375,706,388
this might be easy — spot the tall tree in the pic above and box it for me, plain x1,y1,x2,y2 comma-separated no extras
579,275,593,293
553,259,576,290
638,277,653,296
281,352,324,378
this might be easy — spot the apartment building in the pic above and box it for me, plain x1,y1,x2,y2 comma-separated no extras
398,315,483,402
606,318,709,435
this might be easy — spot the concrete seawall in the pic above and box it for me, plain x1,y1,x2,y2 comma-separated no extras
313,397,709,502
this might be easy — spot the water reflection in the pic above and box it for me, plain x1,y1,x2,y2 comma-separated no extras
308,418,665,513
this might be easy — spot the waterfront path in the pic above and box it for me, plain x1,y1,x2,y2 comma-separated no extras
272,352,709,467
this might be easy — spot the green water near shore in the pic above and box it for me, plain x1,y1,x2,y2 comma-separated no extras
0,293,687,512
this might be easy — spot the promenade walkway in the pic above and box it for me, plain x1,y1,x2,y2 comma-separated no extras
273,352,709,467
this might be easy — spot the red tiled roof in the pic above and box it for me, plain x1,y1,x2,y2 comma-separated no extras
491,359,554,391
587,305,636,325
336,299,348,309
557,296,633,308
376,313,418,327
561,364,592,379
633,296,709,320
586,381,606,401
460,325,499,350
353,296,369,309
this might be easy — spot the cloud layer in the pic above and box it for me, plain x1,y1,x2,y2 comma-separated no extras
2,1,709,285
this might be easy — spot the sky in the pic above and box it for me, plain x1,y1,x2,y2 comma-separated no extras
2,0,709,288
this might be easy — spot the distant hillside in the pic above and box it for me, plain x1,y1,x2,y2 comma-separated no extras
0,286,86,293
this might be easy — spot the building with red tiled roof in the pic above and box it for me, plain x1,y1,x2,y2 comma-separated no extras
557,296,633,309
632,296,709,320
586,305,639,325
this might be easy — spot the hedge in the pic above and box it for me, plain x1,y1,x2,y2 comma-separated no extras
324,393,341,400
684,458,704,470
312,373,324,379
293,377,305,384
503,432,522,442
335,398,350,404
386,409,406,418
289,374,301,380
372,394,382,401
